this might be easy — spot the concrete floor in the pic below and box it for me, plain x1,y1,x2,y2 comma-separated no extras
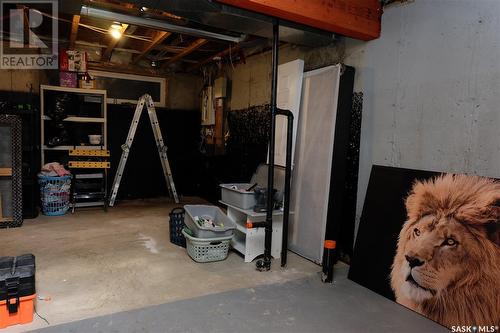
0,198,319,332
31,266,448,333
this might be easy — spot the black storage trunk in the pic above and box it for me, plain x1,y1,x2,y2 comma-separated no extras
0,254,35,313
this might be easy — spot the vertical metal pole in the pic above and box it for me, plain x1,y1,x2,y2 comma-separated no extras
257,20,279,271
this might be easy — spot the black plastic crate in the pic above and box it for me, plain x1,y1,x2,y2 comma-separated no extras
169,207,186,248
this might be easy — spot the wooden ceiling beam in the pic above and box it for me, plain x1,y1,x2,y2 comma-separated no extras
101,23,129,61
161,38,207,69
132,31,171,65
188,44,240,72
69,15,80,49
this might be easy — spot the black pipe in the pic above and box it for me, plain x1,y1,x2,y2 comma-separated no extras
276,108,293,267
256,20,279,272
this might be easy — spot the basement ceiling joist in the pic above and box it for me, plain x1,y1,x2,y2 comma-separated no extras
188,44,240,72
161,38,208,69
13,0,346,74
133,31,171,64
72,0,248,73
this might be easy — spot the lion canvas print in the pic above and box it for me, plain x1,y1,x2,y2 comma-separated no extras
391,174,500,328
349,166,499,330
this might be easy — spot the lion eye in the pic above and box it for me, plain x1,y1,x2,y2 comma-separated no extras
413,228,420,237
443,238,457,246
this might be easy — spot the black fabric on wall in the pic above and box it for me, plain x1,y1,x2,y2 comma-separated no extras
324,65,357,262
193,106,271,204
224,105,270,182
338,91,363,261
107,104,201,200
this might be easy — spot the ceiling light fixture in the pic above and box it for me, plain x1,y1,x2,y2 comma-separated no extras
110,22,123,39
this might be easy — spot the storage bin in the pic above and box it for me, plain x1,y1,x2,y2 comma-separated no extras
220,183,257,209
38,175,71,216
0,295,35,329
182,229,232,263
0,254,36,329
169,207,186,248
183,205,235,238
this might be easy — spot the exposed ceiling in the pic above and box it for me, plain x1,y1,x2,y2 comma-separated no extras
65,0,250,75
2,0,348,76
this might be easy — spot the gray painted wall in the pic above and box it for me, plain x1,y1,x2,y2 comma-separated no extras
166,73,202,110
344,0,500,232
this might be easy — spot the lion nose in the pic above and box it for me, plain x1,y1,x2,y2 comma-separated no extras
405,255,424,268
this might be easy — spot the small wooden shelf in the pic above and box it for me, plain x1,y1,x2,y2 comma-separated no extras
42,116,106,123
0,168,12,176
42,145,104,151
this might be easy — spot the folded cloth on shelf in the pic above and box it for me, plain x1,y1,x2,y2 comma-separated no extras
39,162,71,177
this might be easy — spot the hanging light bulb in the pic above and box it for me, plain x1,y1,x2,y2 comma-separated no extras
109,22,123,39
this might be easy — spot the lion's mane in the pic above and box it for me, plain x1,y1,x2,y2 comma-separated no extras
391,174,500,328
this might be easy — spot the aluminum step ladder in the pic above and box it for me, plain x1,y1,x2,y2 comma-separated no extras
109,94,179,206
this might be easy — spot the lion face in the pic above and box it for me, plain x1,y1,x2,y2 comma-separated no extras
390,174,500,328
396,214,478,303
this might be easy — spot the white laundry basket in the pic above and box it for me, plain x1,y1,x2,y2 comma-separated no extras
182,229,232,263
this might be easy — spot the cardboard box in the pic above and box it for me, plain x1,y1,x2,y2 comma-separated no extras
59,71,77,88
60,50,87,72
78,79,95,89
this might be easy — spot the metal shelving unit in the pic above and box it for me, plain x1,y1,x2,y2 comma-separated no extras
40,85,107,166
42,115,106,123
40,85,108,211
